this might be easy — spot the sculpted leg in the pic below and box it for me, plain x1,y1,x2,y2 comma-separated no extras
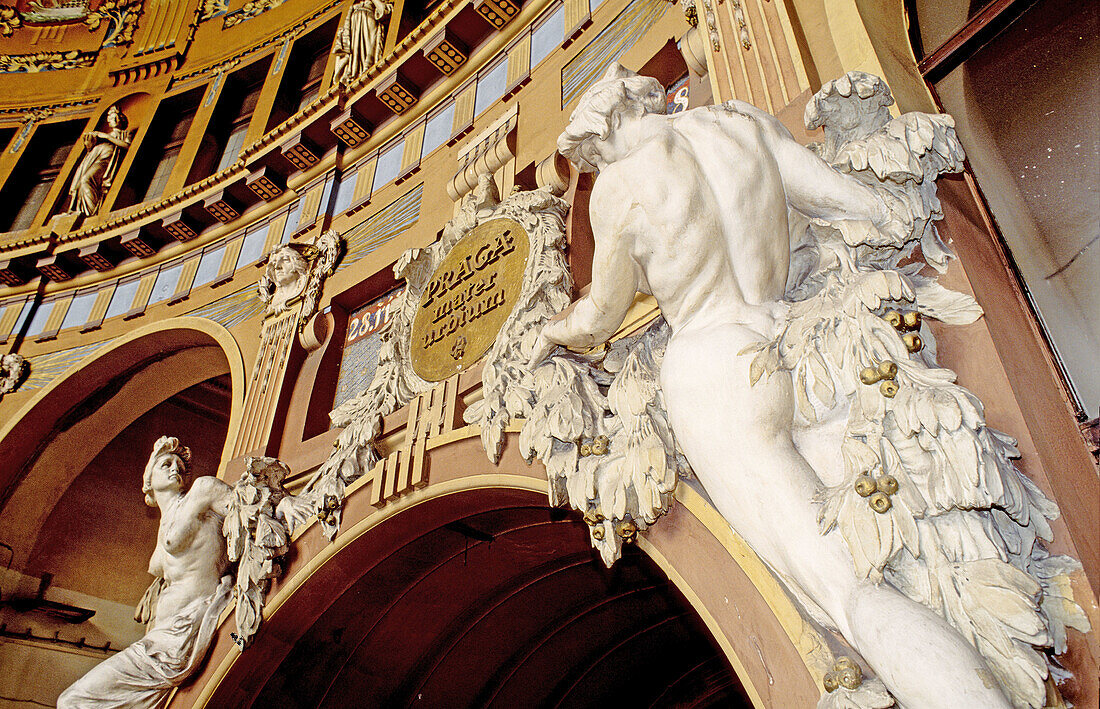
661,327,1011,707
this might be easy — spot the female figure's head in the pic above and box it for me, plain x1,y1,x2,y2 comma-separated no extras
142,436,191,507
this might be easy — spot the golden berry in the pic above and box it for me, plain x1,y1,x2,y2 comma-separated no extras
903,333,923,353
854,474,877,497
876,474,899,495
880,380,899,397
869,491,892,513
877,361,898,379
859,366,882,385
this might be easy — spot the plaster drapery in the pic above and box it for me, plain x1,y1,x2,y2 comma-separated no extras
56,578,232,708
332,0,391,84
67,108,130,217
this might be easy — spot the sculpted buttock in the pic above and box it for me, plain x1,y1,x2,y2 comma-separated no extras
529,63,1088,709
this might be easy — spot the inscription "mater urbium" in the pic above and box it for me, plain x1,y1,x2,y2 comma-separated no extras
410,217,529,381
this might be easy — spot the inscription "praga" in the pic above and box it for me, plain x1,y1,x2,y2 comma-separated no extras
422,228,516,307
409,217,530,382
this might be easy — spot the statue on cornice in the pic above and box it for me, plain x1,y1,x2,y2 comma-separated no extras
331,0,393,86
58,439,304,707
65,105,132,218
526,64,1087,708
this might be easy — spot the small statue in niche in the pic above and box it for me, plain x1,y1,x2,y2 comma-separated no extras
331,0,393,86
65,105,132,218
58,437,234,708
257,230,343,321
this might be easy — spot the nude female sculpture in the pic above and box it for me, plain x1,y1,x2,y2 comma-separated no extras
531,64,1017,707
66,105,131,217
57,437,233,708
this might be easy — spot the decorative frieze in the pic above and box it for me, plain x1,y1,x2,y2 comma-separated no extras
0,50,96,74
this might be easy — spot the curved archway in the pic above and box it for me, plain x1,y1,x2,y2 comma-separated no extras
0,317,246,573
178,430,825,708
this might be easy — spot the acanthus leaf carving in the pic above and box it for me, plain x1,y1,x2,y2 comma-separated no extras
223,456,301,649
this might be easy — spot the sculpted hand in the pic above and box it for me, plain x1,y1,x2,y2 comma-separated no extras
527,326,559,370
874,191,911,244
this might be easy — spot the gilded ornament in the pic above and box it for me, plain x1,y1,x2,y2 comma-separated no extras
618,519,638,540
583,510,604,526
591,526,605,541
823,672,840,693
579,443,592,457
410,217,530,381
591,435,609,456
854,474,877,497
876,474,899,496
869,491,892,514
879,380,899,398
859,366,881,385
833,657,858,673
876,361,898,380
838,664,863,690
902,311,921,331
903,333,923,353
0,6,21,37
884,310,903,329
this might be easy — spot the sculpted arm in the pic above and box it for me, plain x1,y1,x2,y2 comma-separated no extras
191,476,234,517
731,100,894,226
537,178,641,354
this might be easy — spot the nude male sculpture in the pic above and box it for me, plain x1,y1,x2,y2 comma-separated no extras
532,64,1012,707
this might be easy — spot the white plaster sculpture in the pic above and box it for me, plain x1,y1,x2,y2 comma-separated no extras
0,352,28,396
303,174,571,538
257,229,342,321
66,105,131,217
58,437,233,708
58,439,301,706
331,0,393,86
522,64,1088,708
224,455,312,649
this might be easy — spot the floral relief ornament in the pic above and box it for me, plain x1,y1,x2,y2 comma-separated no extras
0,49,95,73
295,174,573,539
0,5,21,36
83,0,143,48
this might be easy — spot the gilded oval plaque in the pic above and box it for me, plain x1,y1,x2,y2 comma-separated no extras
410,217,530,381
